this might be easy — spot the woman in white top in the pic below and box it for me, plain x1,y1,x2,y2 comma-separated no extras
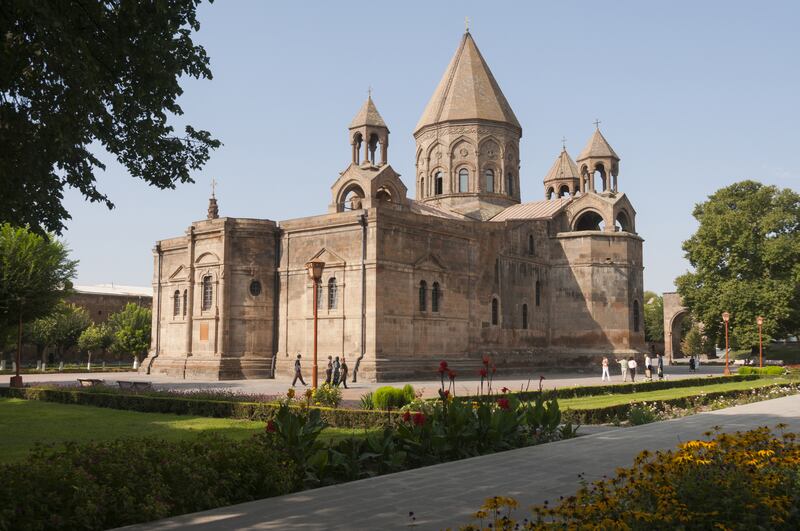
601,357,610,381
627,357,638,382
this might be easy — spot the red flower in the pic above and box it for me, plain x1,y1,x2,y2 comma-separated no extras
438,360,448,374
412,412,426,426
402,411,411,423
482,356,490,367
266,420,277,433
496,398,510,411
491,364,497,374
479,368,488,378
501,387,510,393
448,369,457,381
443,389,450,399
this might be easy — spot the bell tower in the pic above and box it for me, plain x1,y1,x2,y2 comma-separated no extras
349,92,389,167
576,123,620,194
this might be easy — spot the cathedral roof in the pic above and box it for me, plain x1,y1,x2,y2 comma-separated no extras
415,32,521,133
490,198,572,222
543,148,580,183
349,96,387,129
577,128,619,161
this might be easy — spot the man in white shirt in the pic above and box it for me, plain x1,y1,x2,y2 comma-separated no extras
627,357,638,382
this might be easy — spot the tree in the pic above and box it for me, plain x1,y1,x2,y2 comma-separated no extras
643,291,664,343
25,302,90,363
681,325,711,357
107,303,151,362
0,224,77,383
676,181,800,350
78,323,112,370
0,0,221,234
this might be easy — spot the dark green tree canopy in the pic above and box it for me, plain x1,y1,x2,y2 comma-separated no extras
676,181,800,349
107,303,151,358
0,0,220,233
643,291,664,343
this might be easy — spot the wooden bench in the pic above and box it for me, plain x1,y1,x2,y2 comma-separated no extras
116,380,153,391
77,378,104,387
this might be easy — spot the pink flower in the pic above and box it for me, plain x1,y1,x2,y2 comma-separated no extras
402,411,411,422
482,356,490,367
496,398,510,411
413,412,426,426
438,360,448,374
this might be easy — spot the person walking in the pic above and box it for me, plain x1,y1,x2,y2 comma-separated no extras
339,357,349,389
627,357,637,382
644,352,652,381
601,356,610,381
657,352,665,380
332,356,341,386
292,354,307,387
619,358,628,382
689,355,696,372
325,356,333,385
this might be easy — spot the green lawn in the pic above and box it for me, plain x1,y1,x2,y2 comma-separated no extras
0,398,371,463
559,377,789,409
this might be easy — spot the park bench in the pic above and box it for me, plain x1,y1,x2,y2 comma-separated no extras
116,380,153,391
77,378,104,387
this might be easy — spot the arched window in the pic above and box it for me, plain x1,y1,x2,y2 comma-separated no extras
458,168,469,193
182,290,187,317
485,169,494,192
507,172,514,195
491,298,499,326
522,304,528,329
432,282,441,312
559,185,570,197
202,276,213,311
528,234,535,255
173,290,180,317
420,177,425,198
316,280,324,310
535,281,541,307
419,280,427,311
328,278,338,309
574,210,605,231
633,300,640,332
434,172,443,195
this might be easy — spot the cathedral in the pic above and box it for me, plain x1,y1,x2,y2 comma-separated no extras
141,30,645,381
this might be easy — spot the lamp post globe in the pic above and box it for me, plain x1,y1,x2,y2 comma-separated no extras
757,316,764,368
722,312,731,375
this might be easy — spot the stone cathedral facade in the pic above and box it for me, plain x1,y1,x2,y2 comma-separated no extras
141,31,645,381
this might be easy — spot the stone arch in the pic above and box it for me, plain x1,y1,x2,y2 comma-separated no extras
615,209,633,232
352,132,364,164
558,184,570,197
663,292,694,363
426,142,445,166
479,137,501,160
449,136,475,160
336,181,366,212
546,186,555,200
593,162,607,192
573,209,606,231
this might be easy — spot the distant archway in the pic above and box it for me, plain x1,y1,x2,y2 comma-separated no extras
574,210,605,231
615,211,632,232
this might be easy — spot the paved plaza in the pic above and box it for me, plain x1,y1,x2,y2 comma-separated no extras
119,394,800,530
5,365,724,404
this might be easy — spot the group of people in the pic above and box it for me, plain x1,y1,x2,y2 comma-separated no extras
290,353,349,388
601,347,665,383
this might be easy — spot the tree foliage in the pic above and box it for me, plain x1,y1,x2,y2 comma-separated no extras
77,322,112,354
0,0,220,234
676,181,800,349
680,325,711,357
0,223,77,329
643,291,664,343
107,303,151,359
26,302,91,359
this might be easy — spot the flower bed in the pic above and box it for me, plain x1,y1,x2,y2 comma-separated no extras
463,425,800,530
562,382,800,425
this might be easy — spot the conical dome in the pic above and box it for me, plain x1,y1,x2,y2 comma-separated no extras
349,96,387,129
544,149,580,183
415,32,520,133
577,128,619,161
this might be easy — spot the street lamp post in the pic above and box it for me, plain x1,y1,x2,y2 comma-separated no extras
756,316,764,368
722,311,730,376
305,260,325,389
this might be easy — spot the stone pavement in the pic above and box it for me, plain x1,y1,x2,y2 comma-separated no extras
120,393,800,531
5,365,724,404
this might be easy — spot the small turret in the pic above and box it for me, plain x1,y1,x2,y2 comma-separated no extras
543,142,580,199
349,92,389,166
576,123,620,194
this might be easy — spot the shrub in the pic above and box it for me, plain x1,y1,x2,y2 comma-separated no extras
359,391,374,410
311,383,342,407
373,386,411,410
627,403,661,425
402,383,416,403
463,426,800,530
0,434,297,530
738,365,785,376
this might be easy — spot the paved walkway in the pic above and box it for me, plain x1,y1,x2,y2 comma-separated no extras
5,365,724,404
120,394,800,531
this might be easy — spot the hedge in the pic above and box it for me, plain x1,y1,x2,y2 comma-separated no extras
0,387,398,429
455,374,762,402
737,366,786,376
561,383,797,424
